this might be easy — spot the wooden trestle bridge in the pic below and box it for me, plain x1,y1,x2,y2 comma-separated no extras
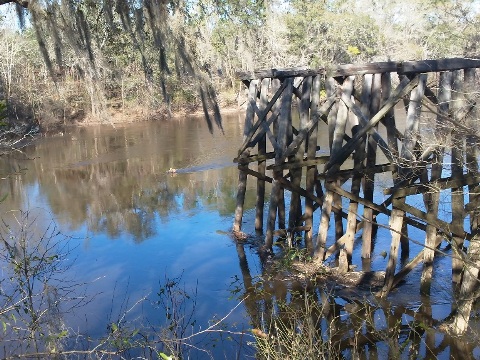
232,58,480,334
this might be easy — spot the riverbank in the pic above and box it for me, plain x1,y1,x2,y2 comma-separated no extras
79,103,244,126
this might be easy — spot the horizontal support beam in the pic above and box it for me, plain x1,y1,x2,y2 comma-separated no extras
236,67,325,80
395,201,470,240
317,163,395,180
234,152,276,164
237,58,480,80
384,174,480,197
267,155,330,171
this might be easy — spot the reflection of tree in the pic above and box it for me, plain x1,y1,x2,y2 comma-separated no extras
0,116,255,241
0,211,86,356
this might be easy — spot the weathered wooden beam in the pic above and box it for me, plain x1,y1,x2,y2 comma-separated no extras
237,58,480,81
395,201,470,239
238,165,273,183
448,67,480,335
265,79,293,249
280,96,336,162
398,73,428,178
317,163,395,180
451,70,466,284
329,61,400,77
314,77,354,264
421,71,451,294
327,182,390,216
381,72,399,179
257,112,280,153
380,203,405,298
305,75,322,252
289,77,312,230
385,234,444,293
343,106,363,265
267,156,330,171
384,174,480,197
400,58,480,74
236,67,325,80
325,75,420,174
234,151,276,164
255,79,270,232
276,177,348,220
465,196,480,212
234,80,258,232
237,80,288,155
362,73,382,259
327,77,339,149
333,77,355,246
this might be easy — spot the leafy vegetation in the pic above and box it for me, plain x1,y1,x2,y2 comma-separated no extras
0,0,478,137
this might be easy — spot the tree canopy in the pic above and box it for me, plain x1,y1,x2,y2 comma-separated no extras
0,0,479,133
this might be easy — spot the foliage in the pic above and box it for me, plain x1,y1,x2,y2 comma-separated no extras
253,290,337,360
0,214,248,358
0,0,477,137
0,100,6,125
285,1,380,66
0,210,85,355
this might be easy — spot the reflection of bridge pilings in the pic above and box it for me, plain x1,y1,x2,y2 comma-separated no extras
234,239,480,358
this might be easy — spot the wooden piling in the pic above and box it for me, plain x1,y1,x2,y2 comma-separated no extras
289,77,312,234
380,204,405,297
344,108,363,265
362,73,382,259
451,70,466,284
265,78,293,250
304,76,321,253
420,71,451,293
255,79,270,232
382,73,427,296
234,80,258,233
314,77,353,263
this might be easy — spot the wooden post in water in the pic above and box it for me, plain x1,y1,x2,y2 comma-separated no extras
326,77,344,247
265,78,293,250
464,68,479,232
314,77,353,264
381,73,398,180
380,72,408,265
289,77,312,236
420,71,451,294
234,80,258,233
448,67,480,334
326,77,338,150
380,203,405,297
381,73,427,297
344,99,362,265
304,75,321,254
358,74,373,266
362,73,382,260
255,79,270,232
451,70,466,284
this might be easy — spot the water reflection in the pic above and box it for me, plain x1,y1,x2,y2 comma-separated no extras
234,237,480,359
0,115,255,242
1,112,479,358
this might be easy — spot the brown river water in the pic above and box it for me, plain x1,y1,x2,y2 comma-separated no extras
0,112,479,359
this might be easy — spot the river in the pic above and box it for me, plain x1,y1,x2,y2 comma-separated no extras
0,113,479,359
